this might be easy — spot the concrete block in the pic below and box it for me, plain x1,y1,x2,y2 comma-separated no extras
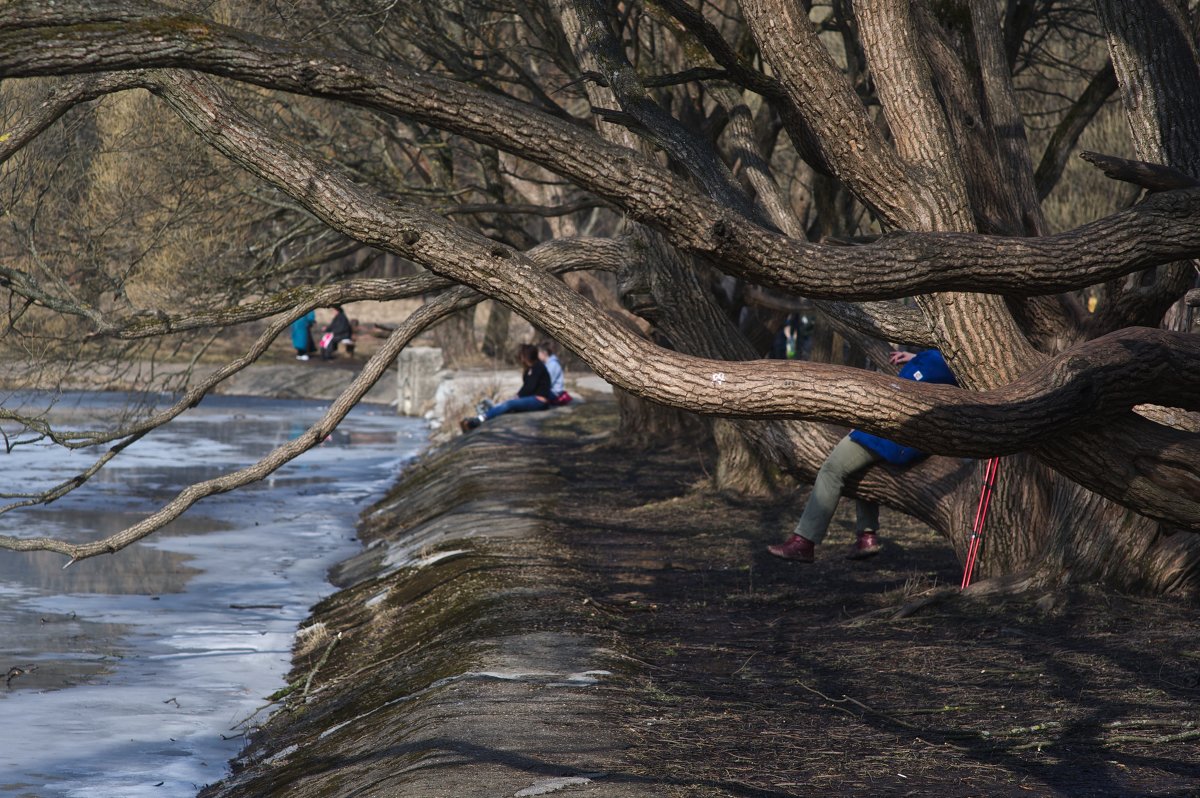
396,347,445,416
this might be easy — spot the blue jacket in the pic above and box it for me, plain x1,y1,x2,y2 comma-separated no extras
848,350,957,465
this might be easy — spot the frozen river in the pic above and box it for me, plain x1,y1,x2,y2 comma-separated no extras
0,392,428,797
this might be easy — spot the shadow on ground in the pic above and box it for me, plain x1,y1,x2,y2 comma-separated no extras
203,400,1200,798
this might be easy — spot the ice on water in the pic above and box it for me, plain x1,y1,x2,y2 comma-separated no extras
0,393,427,798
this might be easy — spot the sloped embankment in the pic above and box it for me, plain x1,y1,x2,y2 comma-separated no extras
201,408,651,798
201,399,1200,798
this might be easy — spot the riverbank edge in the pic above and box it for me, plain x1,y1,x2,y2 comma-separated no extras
199,402,654,798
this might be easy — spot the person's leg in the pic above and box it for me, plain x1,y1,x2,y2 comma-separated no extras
793,435,881,545
854,498,880,535
847,495,885,559
770,436,882,560
484,396,546,420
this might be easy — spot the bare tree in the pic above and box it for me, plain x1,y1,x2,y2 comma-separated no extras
0,0,1197,594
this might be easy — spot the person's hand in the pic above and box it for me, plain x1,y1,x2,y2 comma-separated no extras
889,350,916,366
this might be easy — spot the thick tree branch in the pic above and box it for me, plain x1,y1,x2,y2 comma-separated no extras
969,0,1045,234
140,70,1200,511
911,4,1018,235
1080,151,1200,192
855,0,973,230
1,2,1200,301
1095,0,1200,169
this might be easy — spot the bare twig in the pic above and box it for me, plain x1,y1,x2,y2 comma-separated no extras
303,632,342,697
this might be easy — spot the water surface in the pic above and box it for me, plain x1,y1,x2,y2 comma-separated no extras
0,393,427,797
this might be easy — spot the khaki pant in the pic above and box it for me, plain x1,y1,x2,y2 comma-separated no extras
792,435,881,544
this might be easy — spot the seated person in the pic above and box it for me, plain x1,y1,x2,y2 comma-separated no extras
538,340,572,405
767,349,958,563
320,305,354,360
461,343,553,431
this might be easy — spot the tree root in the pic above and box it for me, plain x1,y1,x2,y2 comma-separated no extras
842,586,958,626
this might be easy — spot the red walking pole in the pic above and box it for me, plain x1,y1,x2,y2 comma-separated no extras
960,456,1000,589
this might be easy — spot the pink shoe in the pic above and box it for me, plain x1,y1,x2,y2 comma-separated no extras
847,531,882,560
768,534,815,563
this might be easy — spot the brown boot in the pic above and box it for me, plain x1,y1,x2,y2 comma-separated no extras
767,534,815,563
847,531,882,560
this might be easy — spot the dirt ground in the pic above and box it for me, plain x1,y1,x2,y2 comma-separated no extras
203,397,1199,798
537,403,1200,798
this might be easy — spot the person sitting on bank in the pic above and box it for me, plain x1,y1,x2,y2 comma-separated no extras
537,340,572,405
461,343,554,431
319,305,354,360
768,348,958,563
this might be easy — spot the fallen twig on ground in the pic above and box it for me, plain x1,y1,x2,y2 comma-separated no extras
304,632,342,697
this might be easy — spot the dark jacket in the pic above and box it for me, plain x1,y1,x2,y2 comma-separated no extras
848,350,958,465
326,309,352,340
517,361,553,401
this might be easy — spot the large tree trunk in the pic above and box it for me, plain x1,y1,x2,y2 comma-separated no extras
613,387,705,449
737,0,1200,594
480,301,510,359
975,0,1200,593
430,305,477,367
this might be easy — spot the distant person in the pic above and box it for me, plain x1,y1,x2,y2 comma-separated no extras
291,310,317,361
538,340,572,405
769,313,813,359
461,344,553,431
319,305,354,360
768,349,958,563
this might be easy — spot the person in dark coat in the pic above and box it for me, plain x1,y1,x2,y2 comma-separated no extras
461,344,553,431
768,349,958,563
320,305,354,360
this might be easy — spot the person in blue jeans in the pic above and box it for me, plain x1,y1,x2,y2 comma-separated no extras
461,344,553,431
768,348,958,563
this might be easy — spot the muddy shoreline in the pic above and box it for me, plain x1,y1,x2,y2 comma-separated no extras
200,400,1200,797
